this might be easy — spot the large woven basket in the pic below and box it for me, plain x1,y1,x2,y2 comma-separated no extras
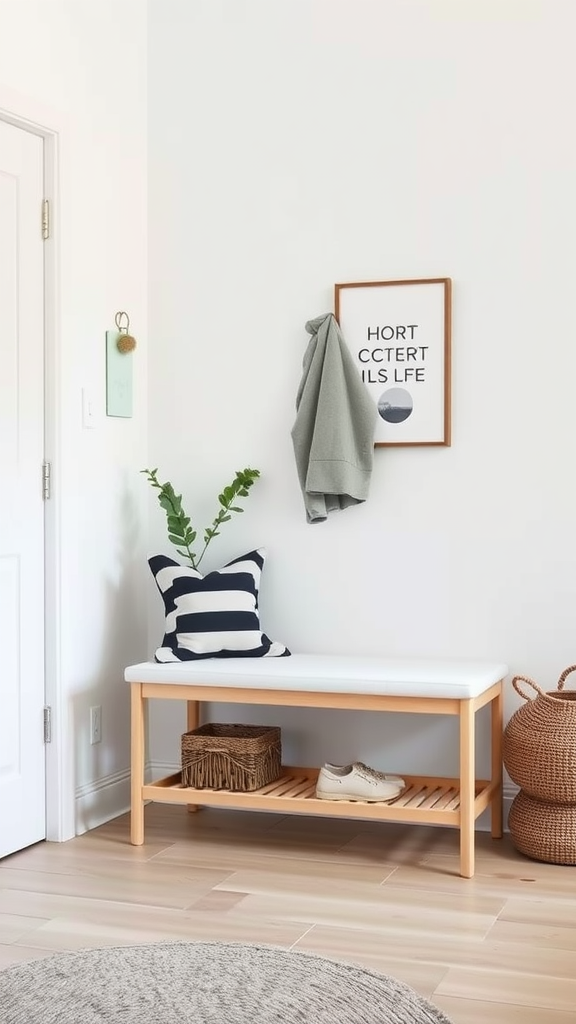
181,723,281,792
509,790,576,865
503,666,576,803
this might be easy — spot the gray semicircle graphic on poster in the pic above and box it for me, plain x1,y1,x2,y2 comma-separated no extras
378,387,413,423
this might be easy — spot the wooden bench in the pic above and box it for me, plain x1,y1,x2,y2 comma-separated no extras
125,654,506,877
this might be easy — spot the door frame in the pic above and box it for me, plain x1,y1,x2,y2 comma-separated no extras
0,96,68,842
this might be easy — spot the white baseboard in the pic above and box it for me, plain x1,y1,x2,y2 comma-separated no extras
74,761,164,836
74,764,518,836
75,768,131,836
503,782,517,832
148,760,179,779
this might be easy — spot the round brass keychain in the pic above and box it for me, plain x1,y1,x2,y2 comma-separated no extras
115,311,137,353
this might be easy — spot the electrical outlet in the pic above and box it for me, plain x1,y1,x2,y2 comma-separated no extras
90,705,102,745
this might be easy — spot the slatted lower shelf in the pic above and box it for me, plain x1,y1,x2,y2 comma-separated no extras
142,767,493,825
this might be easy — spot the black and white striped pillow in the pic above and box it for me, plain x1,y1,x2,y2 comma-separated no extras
149,548,290,661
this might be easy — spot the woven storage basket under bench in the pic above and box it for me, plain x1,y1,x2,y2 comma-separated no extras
126,654,507,878
181,723,281,791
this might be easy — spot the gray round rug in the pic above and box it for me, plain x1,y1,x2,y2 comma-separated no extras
0,941,453,1024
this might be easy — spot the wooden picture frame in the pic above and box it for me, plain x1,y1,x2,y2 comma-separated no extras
334,278,452,447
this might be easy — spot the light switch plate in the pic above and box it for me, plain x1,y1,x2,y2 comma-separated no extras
106,330,133,417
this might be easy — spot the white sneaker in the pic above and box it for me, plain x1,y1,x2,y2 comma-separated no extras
316,762,405,803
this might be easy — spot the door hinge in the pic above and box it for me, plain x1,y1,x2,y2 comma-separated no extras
43,706,52,744
42,460,51,500
41,198,50,240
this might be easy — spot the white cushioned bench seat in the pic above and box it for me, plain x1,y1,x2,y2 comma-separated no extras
125,654,508,699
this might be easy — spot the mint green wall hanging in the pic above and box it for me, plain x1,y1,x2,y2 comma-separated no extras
106,311,135,417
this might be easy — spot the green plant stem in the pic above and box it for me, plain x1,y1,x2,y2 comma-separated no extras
141,468,198,567
195,502,234,568
141,466,260,570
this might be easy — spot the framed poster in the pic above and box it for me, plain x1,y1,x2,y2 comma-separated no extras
334,278,451,446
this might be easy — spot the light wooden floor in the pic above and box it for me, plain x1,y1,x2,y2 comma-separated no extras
1,806,576,1023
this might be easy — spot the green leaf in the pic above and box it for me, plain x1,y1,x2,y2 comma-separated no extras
231,506,243,513
168,534,185,545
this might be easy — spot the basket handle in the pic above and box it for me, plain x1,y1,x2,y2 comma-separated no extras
512,675,547,700
557,665,576,691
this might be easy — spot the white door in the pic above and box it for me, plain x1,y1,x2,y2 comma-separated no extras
0,120,46,858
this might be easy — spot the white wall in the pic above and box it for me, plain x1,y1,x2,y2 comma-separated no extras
0,0,148,836
147,0,576,806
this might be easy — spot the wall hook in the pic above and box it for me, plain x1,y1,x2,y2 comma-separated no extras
114,311,137,353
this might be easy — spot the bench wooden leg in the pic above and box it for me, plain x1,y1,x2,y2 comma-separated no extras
459,699,475,878
491,684,504,839
187,699,200,813
130,682,145,845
